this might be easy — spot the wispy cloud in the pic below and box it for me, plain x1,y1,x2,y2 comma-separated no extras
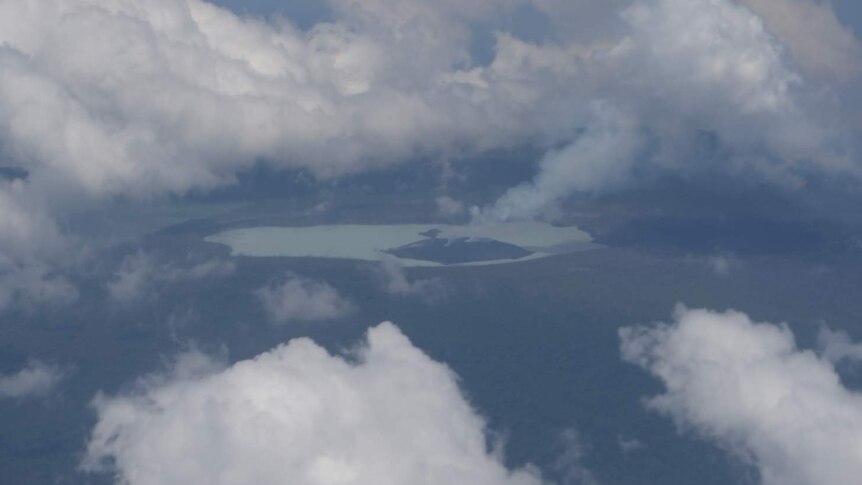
107,251,236,304
256,273,355,324
0,360,65,399
377,255,446,301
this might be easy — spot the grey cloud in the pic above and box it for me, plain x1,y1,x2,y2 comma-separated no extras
107,251,235,304
616,435,644,454
435,195,466,218
739,0,862,83
0,0,849,211
480,104,643,221
0,360,65,399
377,255,445,300
106,252,155,304
554,427,599,485
0,187,76,309
0,0,575,304
482,0,854,220
256,273,355,324
705,255,733,277
818,326,862,364
684,253,739,277
0,0,859,302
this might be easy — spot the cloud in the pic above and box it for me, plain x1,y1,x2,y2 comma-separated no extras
739,0,862,83
82,322,542,485
0,262,78,310
0,0,853,211
554,427,599,485
0,360,65,399
107,251,236,304
377,255,445,300
106,252,155,304
435,195,465,218
256,273,355,324
685,253,739,277
818,326,862,364
480,0,852,221
0,0,859,301
480,103,643,221
0,0,563,302
616,435,643,454
0,187,77,309
0,0,551,202
705,254,733,276
621,305,862,485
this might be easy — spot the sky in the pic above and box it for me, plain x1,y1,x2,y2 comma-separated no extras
2,1,862,484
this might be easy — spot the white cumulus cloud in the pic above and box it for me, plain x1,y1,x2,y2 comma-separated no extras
621,305,862,485
82,322,543,485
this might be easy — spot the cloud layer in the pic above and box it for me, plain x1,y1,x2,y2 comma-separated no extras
0,0,859,301
1,0,857,206
621,306,862,485
83,322,542,485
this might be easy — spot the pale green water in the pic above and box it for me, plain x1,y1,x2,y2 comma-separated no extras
205,222,595,267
